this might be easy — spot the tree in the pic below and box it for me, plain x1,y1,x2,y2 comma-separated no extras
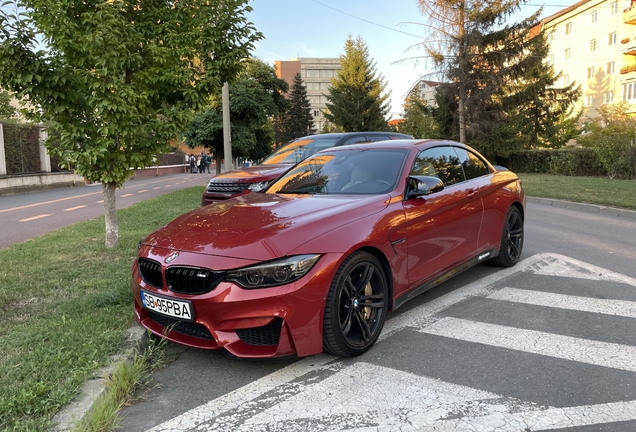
185,59,289,174
0,0,261,247
415,0,540,144
277,72,315,143
0,90,16,119
400,88,440,139
492,29,581,153
324,35,391,132
578,102,636,179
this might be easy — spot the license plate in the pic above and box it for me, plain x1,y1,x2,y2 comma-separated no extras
140,291,194,322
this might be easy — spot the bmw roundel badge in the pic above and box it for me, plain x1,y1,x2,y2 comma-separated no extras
165,251,179,263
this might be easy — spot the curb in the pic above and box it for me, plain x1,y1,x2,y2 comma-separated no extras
527,196,636,220
51,324,149,431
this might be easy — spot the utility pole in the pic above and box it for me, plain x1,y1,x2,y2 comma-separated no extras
222,81,233,172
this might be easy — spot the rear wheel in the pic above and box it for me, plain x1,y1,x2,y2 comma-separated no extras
490,206,524,267
323,251,388,357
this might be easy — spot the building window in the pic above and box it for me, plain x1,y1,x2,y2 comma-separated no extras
607,61,615,74
585,95,593,106
610,2,617,14
564,48,571,59
320,82,329,91
590,11,597,23
623,83,636,100
608,32,616,45
588,39,596,52
300,70,306,78
565,22,572,34
604,91,614,103
587,67,595,79
313,110,320,117
563,74,570,86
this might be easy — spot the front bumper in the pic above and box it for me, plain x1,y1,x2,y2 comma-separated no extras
131,252,343,358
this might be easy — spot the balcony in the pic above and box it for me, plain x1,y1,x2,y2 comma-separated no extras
625,6,636,25
624,42,636,55
621,61,636,74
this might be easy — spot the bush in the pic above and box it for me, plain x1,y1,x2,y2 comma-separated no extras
498,147,610,177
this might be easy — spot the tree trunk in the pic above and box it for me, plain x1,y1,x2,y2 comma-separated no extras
102,181,119,248
215,156,222,175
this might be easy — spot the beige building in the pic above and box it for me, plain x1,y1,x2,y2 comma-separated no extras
405,79,441,107
274,58,342,132
539,0,634,118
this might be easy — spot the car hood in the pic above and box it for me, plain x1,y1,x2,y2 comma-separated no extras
211,164,291,183
144,192,389,261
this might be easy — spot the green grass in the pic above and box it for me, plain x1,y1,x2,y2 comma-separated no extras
0,186,204,432
518,173,636,211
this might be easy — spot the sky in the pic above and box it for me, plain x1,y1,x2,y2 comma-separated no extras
247,0,574,119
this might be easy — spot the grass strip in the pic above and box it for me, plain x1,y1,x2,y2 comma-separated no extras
71,335,171,432
518,173,636,211
0,186,204,432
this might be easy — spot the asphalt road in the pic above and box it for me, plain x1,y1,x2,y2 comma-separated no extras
117,200,636,432
0,172,211,250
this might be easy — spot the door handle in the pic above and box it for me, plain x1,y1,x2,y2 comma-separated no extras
467,189,478,199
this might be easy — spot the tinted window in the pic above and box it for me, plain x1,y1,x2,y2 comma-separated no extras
342,136,370,145
365,135,391,142
411,146,465,186
261,138,341,165
453,147,490,179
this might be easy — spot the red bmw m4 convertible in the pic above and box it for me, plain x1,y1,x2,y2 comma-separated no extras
131,139,525,358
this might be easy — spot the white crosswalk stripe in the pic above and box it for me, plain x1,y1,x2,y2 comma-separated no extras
487,287,636,318
418,317,636,372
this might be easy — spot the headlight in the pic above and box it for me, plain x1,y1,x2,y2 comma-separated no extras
226,254,321,289
248,181,270,192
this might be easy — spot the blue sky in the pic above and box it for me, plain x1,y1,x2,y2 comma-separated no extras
248,0,574,118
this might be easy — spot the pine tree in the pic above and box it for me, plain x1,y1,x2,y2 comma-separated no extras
400,88,439,139
324,35,391,132
280,72,315,142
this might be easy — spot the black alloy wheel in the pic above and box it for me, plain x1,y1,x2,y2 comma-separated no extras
490,206,524,267
323,251,388,357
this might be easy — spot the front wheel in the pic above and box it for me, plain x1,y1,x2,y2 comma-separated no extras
490,206,524,267
323,251,388,357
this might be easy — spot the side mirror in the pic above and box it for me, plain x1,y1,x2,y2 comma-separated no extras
407,175,444,198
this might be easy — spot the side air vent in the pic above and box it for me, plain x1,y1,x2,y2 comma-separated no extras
235,318,283,346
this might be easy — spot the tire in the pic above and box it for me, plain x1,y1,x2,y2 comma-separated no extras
323,251,388,357
489,206,524,267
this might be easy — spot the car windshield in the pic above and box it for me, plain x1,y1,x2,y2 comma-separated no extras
266,148,409,195
260,137,342,165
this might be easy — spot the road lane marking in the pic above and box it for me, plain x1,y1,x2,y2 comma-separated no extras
153,187,161,190
149,361,636,432
488,287,636,319
0,191,102,214
120,194,133,197
146,253,636,432
95,200,104,204
419,317,636,372
138,190,148,193
19,214,51,222
63,205,87,212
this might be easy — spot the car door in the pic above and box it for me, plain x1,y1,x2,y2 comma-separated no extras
452,146,507,250
402,146,484,287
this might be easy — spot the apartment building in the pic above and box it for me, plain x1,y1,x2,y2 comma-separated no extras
539,0,631,118
274,58,342,132
405,79,441,107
